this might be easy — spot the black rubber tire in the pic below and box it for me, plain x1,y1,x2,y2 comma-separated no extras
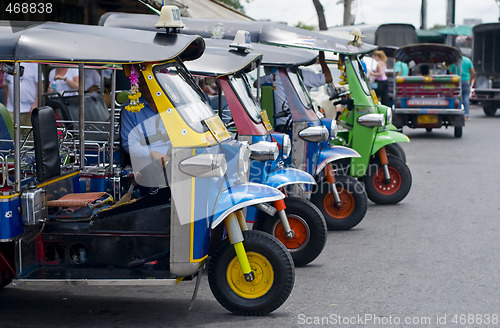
426,128,433,133
208,230,294,316
483,106,497,117
384,143,407,163
311,175,368,231
0,277,11,289
253,197,326,267
362,155,412,205
454,127,463,138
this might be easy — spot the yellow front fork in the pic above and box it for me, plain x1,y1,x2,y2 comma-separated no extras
224,210,254,282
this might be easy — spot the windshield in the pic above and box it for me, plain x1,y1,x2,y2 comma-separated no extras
154,62,214,133
229,74,262,123
288,69,314,110
351,56,371,96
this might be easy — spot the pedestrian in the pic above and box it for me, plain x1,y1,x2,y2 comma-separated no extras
3,62,39,132
369,50,389,106
449,55,475,120
394,61,409,77
47,66,79,96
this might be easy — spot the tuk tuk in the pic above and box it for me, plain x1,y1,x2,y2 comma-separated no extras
392,43,464,138
0,21,294,315
184,35,327,266
471,22,500,117
99,15,367,228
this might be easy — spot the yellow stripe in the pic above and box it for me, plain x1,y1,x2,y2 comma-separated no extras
0,193,20,199
37,171,80,188
142,63,214,148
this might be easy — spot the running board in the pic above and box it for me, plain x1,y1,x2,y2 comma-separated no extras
12,278,179,286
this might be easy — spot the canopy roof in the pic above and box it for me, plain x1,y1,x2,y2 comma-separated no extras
185,42,262,77
472,23,500,75
438,25,473,36
0,21,205,63
100,13,377,55
394,43,462,65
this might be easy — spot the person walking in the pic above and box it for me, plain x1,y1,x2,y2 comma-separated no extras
449,55,475,120
369,50,389,106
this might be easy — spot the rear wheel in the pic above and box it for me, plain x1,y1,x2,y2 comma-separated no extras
208,230,294,316
253,197,326,267
483,106,497,117
454,126,463,138
363,155,412,205
311,175,367,230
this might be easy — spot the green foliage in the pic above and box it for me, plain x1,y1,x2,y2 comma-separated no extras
218,0,252,13
295,22,315,30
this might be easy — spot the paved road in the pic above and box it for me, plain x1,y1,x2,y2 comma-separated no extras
1,106,499,328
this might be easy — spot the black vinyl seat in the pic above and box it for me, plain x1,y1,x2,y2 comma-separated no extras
31,106,60,182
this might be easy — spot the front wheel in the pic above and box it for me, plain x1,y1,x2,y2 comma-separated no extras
208,230,294,316
311,175,368,230
384,143,407,163
363,155,412,205
253,197,326,267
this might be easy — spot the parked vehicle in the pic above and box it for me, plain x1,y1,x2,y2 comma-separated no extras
185,36,327,266
471,22,500,117
392,43,465,138
100,14,370,230
0,20,294,315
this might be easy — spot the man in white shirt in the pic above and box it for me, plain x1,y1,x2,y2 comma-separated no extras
3,62,39,130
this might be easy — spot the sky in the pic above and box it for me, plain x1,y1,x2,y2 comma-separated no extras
243,0,499,29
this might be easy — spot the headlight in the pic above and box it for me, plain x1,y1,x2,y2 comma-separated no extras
249,141,279,161
179,154,227,177
298,125,329,143
386,107,392,125
237,142,250,177
282,134,291,159
357,113,385,128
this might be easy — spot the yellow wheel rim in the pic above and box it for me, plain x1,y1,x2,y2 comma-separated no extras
226,251,274,299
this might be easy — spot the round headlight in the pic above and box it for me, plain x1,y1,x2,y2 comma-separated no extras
386,107,393,125
237,142,250,176
282,134,291,159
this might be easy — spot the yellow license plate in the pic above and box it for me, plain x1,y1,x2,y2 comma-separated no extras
417,115,439,124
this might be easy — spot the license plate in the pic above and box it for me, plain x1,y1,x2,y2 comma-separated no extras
417,115,439,124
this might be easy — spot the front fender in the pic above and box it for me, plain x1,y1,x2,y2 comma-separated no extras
372,131,410,155
211,183,284,228
266,167,316,189
316,146,361,175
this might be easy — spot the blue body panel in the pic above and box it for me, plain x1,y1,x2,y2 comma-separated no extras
0,195,23,240
265,167,316,189
316,146,361,175
211,182,285,228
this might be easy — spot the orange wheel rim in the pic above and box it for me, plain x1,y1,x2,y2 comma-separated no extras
273,215,310,252
373,167,402,195
323,187,355,219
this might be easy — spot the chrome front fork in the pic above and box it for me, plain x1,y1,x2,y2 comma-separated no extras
324,163,342,206
273,199,295,239
377,147,391,182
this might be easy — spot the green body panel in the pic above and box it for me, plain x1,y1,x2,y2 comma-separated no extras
372,130,410,156
0,103,14,139
260,85,275,125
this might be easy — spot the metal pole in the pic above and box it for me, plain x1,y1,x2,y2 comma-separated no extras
446,0,455,27
420,0,427,30
37,63,43,107
78,63,85,170
108,69,116,174
13,62,21,192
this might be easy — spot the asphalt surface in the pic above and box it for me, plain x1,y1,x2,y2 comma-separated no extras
1,105,499,328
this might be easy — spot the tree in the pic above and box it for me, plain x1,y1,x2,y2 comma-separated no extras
312,0,328,30
218,0,252,13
